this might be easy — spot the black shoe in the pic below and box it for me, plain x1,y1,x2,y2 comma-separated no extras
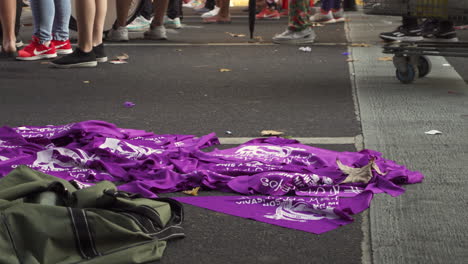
93,43,108,63
423,26,459,42
379,26,423,42
0,48,18,60
50,47,97,68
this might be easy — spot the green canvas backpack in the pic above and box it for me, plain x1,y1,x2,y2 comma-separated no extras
0,166,185,264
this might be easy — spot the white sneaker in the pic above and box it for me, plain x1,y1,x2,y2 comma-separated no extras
272,28,316,44
127,16,152,32
144,26,168,40
310,10,336,24
201,6,220,18
164,16,182,29
106,26,129,41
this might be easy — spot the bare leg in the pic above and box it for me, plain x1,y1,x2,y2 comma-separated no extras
0,0,17,52
92,0,107,46
76,0,95,52
151,0,170,27
217,0,230,18
115,0,132,28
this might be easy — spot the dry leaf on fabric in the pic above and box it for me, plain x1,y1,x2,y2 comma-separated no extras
378,57,393,61
337,158,385,184
183,187,200,196
351,43,371,47
219,68,232,72
117,53,129,60
261,130,285,136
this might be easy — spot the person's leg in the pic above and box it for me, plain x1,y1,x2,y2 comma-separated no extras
75,0,95,52
202,0,230,22
52,0,71,41
107,0,130,41
30,0,55,45
49,0,72,55
379,15,423,41
115,0,133,28
93,0,107,46
204,0,215,10
14,0,22,37
167,0,177,19
151,0,170,27
310,0,336,23
272,0,315,43
0,0,17,52
141,0,154,20
50,0,100,67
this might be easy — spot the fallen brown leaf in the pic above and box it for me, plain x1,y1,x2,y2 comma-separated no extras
183,187,200,196
261,130,285,136
378,56,393,61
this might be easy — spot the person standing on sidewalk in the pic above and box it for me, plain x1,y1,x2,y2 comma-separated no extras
16,0,73,61
0,0,18,58
51,0,108,68
272,0,316,44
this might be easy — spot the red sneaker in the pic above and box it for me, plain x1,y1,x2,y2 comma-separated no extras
52,39,73,55
256,8,281,20
16,36,57,61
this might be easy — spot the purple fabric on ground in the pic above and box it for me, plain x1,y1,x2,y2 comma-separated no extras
0,120,424,234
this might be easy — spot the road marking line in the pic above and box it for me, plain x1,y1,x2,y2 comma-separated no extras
218,136,356,145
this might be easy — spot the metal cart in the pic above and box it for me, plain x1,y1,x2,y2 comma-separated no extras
363,0,468,84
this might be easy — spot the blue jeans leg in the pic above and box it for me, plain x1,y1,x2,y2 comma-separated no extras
52,0,71,41
30,0,55,43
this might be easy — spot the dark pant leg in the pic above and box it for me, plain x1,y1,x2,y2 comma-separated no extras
140,0,154,20
167,0,182,19
205,0,215,10
402,15,419,28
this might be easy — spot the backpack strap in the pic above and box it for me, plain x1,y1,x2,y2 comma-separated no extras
67,207,101,260
148,198,185,241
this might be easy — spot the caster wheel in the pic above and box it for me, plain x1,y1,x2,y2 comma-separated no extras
417,56,432,78
396,64,417,84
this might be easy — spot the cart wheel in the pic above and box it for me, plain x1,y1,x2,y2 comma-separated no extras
396,64,417,84
417,56,432,78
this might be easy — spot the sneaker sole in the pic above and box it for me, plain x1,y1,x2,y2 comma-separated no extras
16,53,57,61
333,17,345,23
50,61,98,69
380,35,424,42
273,36,316,44
97,57,108,63
423,37,459,42
127,26,150,32
57,49,73,55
